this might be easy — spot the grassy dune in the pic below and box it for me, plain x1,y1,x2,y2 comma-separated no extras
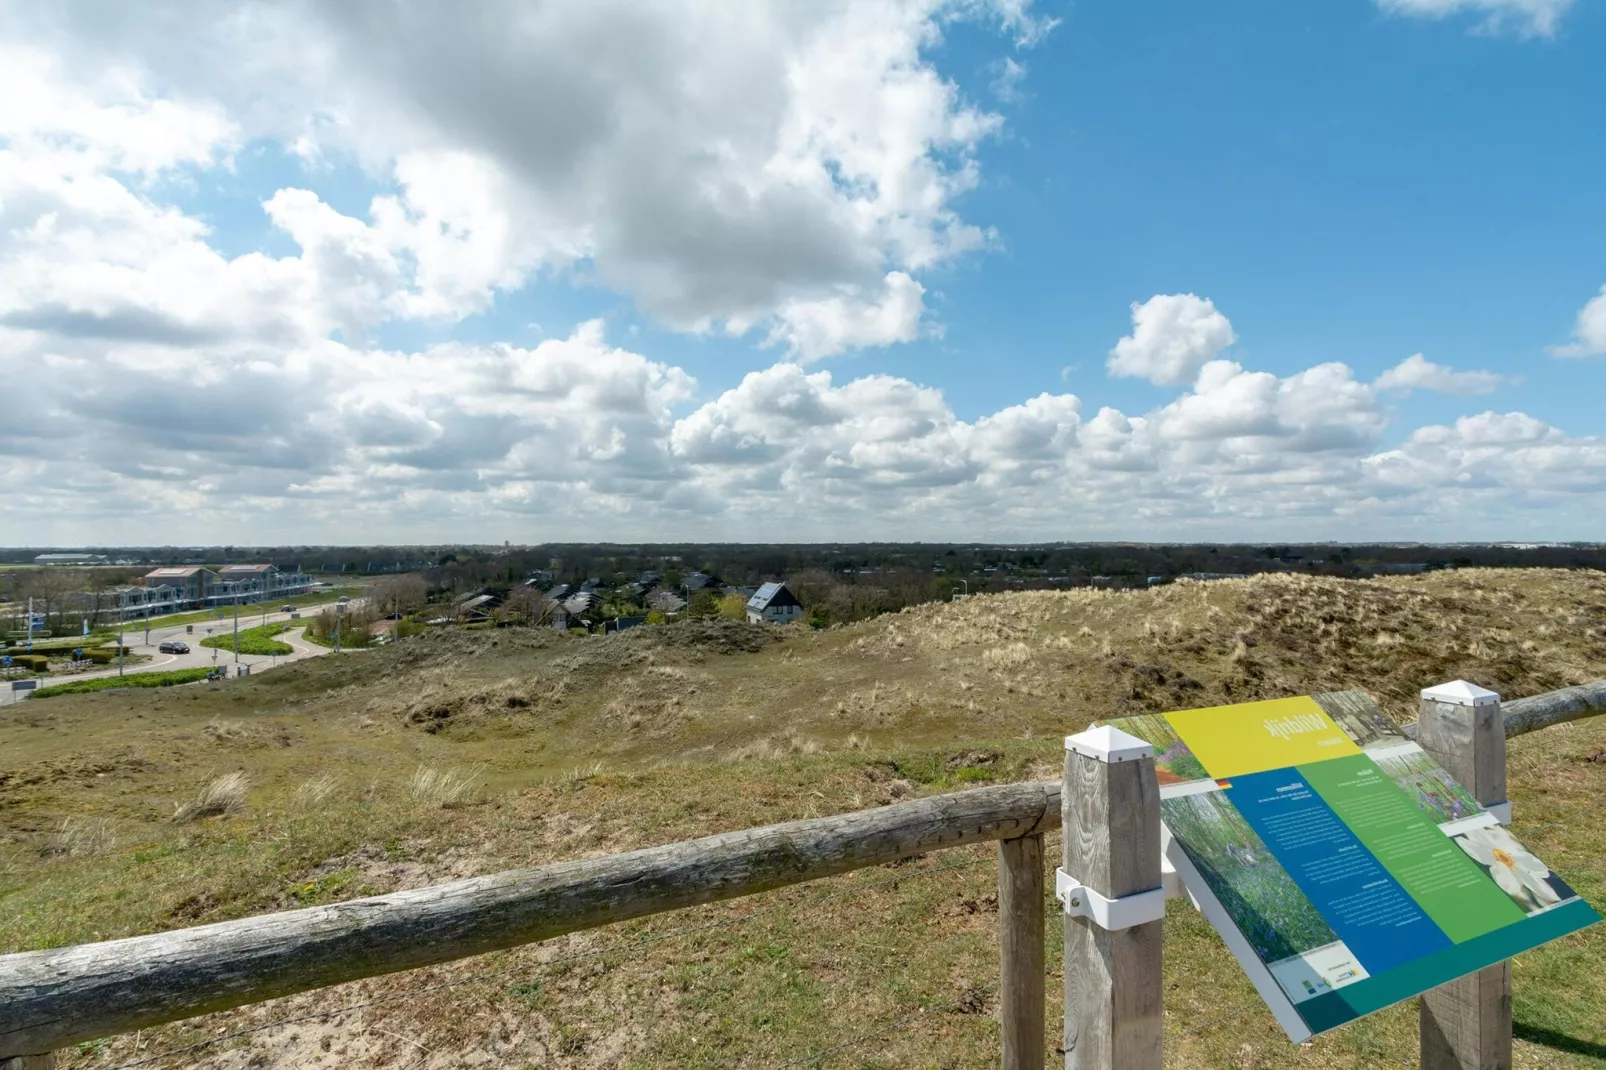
2,568,1604,1068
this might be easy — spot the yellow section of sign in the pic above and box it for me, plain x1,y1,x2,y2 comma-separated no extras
1164,696,1360,779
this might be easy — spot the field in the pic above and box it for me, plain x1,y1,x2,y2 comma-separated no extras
1,568,1604,1068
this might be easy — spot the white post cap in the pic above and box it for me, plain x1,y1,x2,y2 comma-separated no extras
1421,680,1500,707
1066,724,1154,763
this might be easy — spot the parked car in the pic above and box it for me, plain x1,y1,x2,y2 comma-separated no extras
336,595,351,603
158,641,190,654
281,604,296,612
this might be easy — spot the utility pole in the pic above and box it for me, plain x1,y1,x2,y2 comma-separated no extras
118,617,125,677
26,596,33,653
233,589,240,663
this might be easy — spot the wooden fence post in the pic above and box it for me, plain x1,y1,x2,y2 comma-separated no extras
1416,680,1513,1070
998,832,1045,1070
1063,726,1164,1070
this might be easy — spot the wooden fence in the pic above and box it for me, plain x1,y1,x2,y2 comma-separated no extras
1,678,1602,1070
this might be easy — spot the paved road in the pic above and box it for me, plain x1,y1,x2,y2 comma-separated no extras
2,600,366,702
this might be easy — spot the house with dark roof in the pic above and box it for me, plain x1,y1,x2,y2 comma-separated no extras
746,582,803,625
647,589,686,615
682,571,719,592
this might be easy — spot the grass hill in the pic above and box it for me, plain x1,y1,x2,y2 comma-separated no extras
2,569,1604,1068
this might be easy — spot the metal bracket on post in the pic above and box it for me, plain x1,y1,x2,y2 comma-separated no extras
1055,857,1179,930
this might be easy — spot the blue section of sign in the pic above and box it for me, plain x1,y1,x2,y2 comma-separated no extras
1224,769,1453,977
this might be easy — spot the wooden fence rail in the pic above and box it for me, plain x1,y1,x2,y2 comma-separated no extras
1,678,1602,1066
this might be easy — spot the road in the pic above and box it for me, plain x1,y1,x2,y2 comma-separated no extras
2,600,366,702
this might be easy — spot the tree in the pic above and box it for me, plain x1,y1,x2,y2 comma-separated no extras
501,585,555,627
371,574,428,618
717,592,747,621
687,589,719,619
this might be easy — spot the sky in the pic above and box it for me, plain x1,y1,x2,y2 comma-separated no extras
1,0,1603,546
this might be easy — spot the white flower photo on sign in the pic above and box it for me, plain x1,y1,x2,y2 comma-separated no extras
1452,825,1568,914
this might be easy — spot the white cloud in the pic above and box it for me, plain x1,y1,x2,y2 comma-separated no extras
1551,284,1606,358
1374,0,1575,38
767,272,929,362
1374,353,1506,395
1107,293,1237,387
5,0,1047,349
2,4,1604,543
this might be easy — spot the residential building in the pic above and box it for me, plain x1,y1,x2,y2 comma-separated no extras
746,582,803,625
143,567,219,608
647,589,686,615
213,564,314,604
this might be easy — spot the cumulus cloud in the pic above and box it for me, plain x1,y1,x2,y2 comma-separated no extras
1551,284,1606,358
1107,293,1237,387
5,0,1048,347
1374,0,1575,37
2,2,1604,542
1374,353,1506,395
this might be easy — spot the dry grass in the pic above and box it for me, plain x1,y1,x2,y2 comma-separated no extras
42,817,116,858
172,772,249,822
407,765,482,807
2,569,1603,1067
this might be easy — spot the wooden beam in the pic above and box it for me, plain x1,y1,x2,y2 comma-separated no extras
997,833,1045,1070
0,1055,55,1070
1416,681,1513,1070
0,781,1053,1057
1062,731,1163,1070
1500,680,1606,739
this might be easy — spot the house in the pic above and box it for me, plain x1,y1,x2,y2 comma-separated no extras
143,566,219,608
746,582,803,625
34,553,108,566
545,583,572,602
647,589,686,615
563,591,598,618
456,593,499,620
682,571,719,592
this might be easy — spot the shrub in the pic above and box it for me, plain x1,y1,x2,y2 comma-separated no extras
30,667,212,698
3,654,48,672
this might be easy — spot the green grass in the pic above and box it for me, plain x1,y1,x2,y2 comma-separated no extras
199,622,295,657
28,667,214,698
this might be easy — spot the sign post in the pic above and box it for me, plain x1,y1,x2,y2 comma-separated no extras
1061,725,1164,1070
1416,682,1512,1070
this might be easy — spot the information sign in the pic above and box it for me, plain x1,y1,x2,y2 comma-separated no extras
1104,692,1599,1042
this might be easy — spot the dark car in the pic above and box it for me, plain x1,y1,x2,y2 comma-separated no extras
281,604,296,612
158,641,190,654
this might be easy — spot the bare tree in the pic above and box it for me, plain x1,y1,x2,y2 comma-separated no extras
501,585,556,627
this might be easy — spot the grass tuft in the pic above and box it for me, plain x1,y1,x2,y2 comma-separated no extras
173,772,250,822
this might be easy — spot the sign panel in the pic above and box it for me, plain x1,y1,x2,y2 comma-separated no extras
1104,692,1599,1042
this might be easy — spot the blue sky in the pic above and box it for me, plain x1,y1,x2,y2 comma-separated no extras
1,0,1602,544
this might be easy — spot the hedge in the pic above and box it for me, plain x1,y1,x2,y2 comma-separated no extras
29,667,214,698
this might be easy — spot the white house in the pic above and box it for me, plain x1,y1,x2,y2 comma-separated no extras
746,582,803,625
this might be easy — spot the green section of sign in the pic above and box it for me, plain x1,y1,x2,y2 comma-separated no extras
1297,898,1601,1033
1298,755,1524,944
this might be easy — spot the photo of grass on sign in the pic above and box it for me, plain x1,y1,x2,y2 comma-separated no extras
1451,824,1581,916
1162,789,1337,964
1371,746,1482,824
1102,714,1209,784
